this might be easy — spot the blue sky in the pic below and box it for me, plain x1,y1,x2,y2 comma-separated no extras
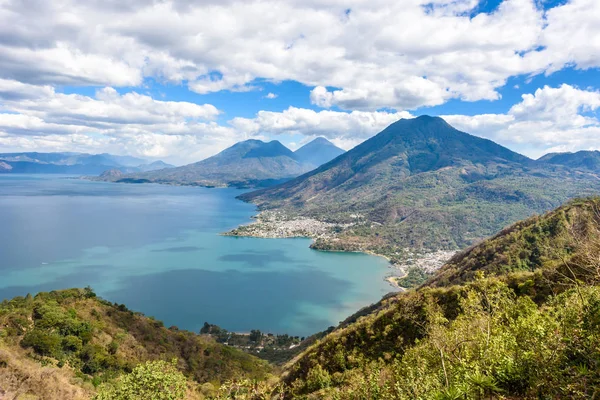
0,0,599,164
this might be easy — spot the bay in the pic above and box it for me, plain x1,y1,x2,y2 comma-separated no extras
0,175,394,336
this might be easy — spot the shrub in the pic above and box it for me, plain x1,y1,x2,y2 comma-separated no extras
94,359,186,400
21,329,62,357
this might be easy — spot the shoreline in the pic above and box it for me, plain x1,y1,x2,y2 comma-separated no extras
224,211,456,291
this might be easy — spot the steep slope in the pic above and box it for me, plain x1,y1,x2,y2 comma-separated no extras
293,137,345,168
111,139,313,188
539,150,600,172
239,116,600,260
0,288,271,400
427,197,600,287
263,197,600,399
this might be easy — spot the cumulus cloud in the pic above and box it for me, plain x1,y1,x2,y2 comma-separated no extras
2,82,600,163
0,79,238,164
0,0,598,110
231,84,600,157
230,107,413,148
265,93,278,99
443,84,600,158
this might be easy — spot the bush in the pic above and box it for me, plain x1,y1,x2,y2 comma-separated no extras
94,359,186,400
305,365,332,392
21,329,62,357
62,335,83,353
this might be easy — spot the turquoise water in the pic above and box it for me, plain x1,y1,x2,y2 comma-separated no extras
0,175,394,336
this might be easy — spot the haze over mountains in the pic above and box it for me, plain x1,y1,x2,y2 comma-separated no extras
98,137,345,188
0,152,172,175
293,137,345,168
241,116,600,259
538,150,600,172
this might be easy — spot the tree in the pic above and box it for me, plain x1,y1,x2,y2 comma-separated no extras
94,359,186,400
200,322,211,334
249,330,262,343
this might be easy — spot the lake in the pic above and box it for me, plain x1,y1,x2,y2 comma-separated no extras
0,175,394,336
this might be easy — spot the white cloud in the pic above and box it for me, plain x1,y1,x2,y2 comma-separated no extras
265,92,278,99
2,80,600,163
0,0,598,110
0,79,239,164
230,107,413,148
443,84,600,158
0,80,220,126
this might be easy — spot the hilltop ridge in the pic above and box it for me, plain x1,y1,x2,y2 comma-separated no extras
0,288,271,399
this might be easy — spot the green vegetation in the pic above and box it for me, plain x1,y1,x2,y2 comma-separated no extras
200,323,301,349
212,197,600,399
4,197,600,399
200,322,324,365
242,116,600,262
94,360,186,400
0,288,271,399
539,150,600,172
281,279,600,399
429,197,600,287
396,266,432,288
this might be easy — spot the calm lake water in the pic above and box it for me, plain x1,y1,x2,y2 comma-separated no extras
0,175,393,336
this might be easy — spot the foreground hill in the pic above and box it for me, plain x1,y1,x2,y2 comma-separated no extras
0,152,171,175
293,137,345,168
428,197,600,287
102,139,315,188
0,288,271,399
538,150,600,172
261,197,600,399
239,116,600,262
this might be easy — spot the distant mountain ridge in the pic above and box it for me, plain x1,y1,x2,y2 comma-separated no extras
538,150,600,172
239,116,600,261
101,137,346,188
0,152,172,175
293,137,345,168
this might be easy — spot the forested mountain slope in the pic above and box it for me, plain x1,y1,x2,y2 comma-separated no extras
240,116,600,260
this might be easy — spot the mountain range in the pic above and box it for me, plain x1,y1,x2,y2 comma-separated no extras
99,137,345,188
0,152,172,175
239,116,600,261
538,150,600,172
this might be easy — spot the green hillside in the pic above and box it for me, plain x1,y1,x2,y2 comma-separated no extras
240,117,600,262
243,197,600,399
427,197,600,287
539,150,600,172
0,288,271,399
